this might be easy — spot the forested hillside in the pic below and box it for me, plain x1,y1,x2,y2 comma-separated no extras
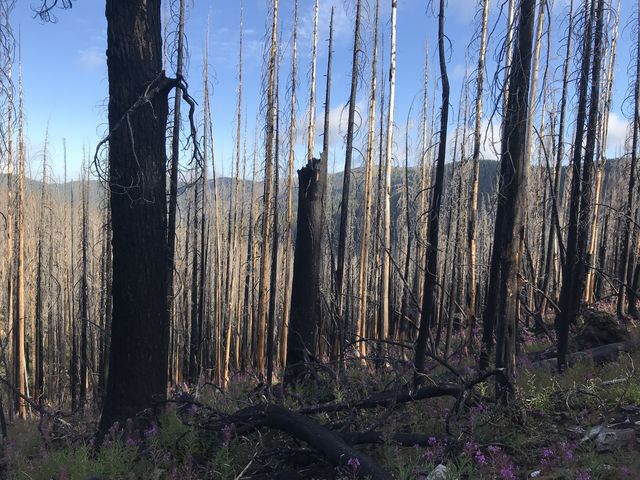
0,0,639,478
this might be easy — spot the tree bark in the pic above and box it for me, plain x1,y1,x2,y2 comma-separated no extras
480,0,536,398
100,0,170,429
285,159,325,383
415,0,449,384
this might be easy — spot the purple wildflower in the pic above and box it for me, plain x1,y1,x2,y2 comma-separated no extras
347,457,361,472
576,469,591,480
464,441,478,457
474,449,487,465
144,423,159,438
499,465,516,480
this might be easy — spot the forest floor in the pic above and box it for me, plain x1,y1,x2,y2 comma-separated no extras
2,323,640,479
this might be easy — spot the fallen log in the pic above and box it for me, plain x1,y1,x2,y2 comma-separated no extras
533,341,635,370
231,404,392,480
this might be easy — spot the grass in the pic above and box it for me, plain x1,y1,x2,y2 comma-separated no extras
2,346,639,479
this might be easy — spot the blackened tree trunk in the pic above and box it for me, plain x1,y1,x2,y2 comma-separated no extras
414,0,449,385
100,0,170,430
79,173,89,411
285,159,325,383
335,0,362,316
617,2,640,319
479,0,536,391
557,0,605,371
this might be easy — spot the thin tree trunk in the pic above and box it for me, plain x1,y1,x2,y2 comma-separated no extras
15,57,26,419
557,0,605,371
381,0,397,351
166,0,185,386
280,0,298,369
467,0,489,334
617,1,640,318
415,0,449,384
307,0,319,161
335,0,362,317
356,0,379,363
256,0,278,379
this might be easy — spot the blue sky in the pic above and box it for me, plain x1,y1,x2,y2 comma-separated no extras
13,0,638,181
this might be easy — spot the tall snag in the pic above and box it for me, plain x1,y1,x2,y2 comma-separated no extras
617,2,640,319
166,0,185,385
556,0,605,371
256,0,278,379
479,0,537,392
335,0,362,319
381,0,397,351
356,0,379,362
414,0,449,384
467,0,489,334
15,51,26,418
280,0,298,368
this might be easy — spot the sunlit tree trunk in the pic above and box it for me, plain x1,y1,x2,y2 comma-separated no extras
381,0,397,351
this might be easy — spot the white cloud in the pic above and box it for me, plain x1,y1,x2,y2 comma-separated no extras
606,112,630,157
77,48,104,71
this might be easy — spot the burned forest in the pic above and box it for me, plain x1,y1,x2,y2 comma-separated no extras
0,0,640,478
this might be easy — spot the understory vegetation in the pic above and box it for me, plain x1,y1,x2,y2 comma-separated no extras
5,325,640,480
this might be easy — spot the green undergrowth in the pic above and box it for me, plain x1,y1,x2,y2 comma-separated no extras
2,348,640,479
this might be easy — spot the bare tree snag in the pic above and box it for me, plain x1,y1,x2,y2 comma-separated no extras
256,0,278,379
468,0,489,334
15,54,26,419
356,0,379,363
557,0,606,371
307,0,319,161
480,0,536,400
617,1,640,318
415,0,449,385
166,0,185,386
335,0,362,319
280,0,298,369
285,159,325,383
381,0,397,351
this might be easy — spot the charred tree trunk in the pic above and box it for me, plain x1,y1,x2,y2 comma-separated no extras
166,0,185,386
335,0,362,317
557,0,605,371
415,0,449,384
285,159,325,383
617,2,640,319
100,0,170,429
479,0,536,391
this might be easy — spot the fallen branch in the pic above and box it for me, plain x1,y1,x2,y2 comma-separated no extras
301,369,508,415
231,404,392,480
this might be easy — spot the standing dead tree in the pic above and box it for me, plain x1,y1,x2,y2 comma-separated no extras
556,0,606,371
415,0,450,384
467,0,489,340
617,1,640,319
335,0,362,326
479,0,537,396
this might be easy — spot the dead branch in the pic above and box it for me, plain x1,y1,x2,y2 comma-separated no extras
230,404,392,480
